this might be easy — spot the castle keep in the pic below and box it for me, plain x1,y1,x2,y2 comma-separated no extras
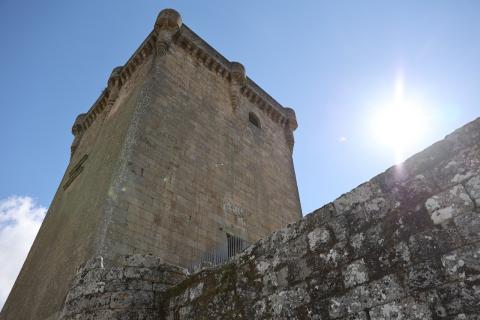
2,8,480,320
1,9,301,320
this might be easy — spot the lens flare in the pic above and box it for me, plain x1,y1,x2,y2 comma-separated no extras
370,74,429,163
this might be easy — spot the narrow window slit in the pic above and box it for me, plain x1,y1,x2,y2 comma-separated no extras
249,112,261,128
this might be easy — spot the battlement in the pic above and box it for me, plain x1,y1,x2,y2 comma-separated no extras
74,9,297,143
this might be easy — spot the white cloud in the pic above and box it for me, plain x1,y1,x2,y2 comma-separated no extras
0,196,46,310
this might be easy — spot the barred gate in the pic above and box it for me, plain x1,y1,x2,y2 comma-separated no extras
189,234,250,273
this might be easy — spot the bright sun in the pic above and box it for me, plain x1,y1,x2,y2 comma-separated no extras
370,75,429,163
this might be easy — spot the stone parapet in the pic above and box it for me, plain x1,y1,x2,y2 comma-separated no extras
59,254,188,319
157,117,480,319
72,8,294,150
58,117,480,319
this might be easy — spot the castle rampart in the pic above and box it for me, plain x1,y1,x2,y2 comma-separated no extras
56,116,480,319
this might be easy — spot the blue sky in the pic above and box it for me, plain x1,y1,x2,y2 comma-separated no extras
0,0,479,214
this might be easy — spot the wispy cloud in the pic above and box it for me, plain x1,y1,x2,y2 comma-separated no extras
0,196,46,310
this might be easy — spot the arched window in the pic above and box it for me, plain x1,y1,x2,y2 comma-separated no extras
249,112,261,128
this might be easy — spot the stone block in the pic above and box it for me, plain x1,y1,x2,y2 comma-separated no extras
78,309,160,320
367,274,405,308
82,268,107,283
304,202,337,225
364,246,401,281
346,311,369,320
333,182,379,215
262,266,289,293
349,232,366,254
345,204,370,233
79,256,104,273
158,263,189,276
123,266,158,281
65,293,111,314
364,196,392,222
304,212,349,242
442,246,480,282
387,172,439,211
389,206,434,243
187,281,204,301
432,144,480,189
369,298,432,320
394,241,411,266
104,279,128,292
465,174,480,207
401,139,454,182
307,227,332,252
315,241,350,272
445,118,480,151
425,184,474,225
438,281,480,315
126,279,153,291
307,270,343,301
349,223,385,261
272,234,309,264
406,260,443,292
67,281,105,302
153,282,170,292
288,257,312,283
329,274,405,318
323,213,349,242
110,290,154,309
408,229,463,263
453,314,480,320
267,285,310,318
343,259,369,288
454,211,480,244
104,267,124,281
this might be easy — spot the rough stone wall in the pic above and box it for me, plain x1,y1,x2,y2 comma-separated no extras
158,117,480,319
59,255,188,319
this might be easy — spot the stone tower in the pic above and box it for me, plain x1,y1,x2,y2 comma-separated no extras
1,9,301,320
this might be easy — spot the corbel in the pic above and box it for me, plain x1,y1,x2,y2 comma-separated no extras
70,113,87,157
230,62,246,112
284,108,298,153
104,66,123,118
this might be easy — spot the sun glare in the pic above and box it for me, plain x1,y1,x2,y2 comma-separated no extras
370,74,429,163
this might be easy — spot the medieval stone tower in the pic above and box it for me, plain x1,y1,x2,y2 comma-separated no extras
1,9,301,320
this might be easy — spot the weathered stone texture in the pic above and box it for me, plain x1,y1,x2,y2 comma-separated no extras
105,25,302,267
59,255,187,320
2,7,480,320
155,117,480,320
33,114,480,320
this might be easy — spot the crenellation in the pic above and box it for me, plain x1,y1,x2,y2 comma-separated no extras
70,9,295,143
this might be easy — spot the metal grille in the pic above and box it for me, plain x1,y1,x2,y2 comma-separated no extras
189,234,249,273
